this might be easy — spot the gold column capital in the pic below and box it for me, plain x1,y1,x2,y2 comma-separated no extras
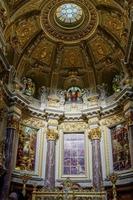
47,129,59,141
88,127,101,140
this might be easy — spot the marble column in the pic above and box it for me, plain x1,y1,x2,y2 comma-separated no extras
124,101,133,168
125,111,133,167
89,127,103,191
45,128,58,188
0,106,21,200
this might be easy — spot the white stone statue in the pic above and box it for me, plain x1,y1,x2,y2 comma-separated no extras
39,86,47,103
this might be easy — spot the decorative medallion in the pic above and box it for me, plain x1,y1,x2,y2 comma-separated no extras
40,0,98,43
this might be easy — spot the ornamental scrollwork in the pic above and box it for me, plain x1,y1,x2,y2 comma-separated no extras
100,114,125,127
59,122,87,132
40,0,98,43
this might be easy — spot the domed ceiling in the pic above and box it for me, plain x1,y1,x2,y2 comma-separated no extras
0,0,130,95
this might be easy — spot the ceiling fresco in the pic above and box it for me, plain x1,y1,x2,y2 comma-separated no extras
0,0,132,93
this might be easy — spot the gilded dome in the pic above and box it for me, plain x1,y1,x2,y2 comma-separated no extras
0,0,130,95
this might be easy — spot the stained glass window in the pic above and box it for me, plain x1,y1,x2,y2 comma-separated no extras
56,3,83,24
63,133,85,175
111,124,131,171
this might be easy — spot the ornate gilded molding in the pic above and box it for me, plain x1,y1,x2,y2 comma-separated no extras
47,118,59,127
88,117,99,126
22,117,46,129
88,127,101,140
100,114,125,127
59,122,87,132
40,0,98,43
47,129,59,141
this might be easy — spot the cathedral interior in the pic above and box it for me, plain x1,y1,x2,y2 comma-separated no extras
0,0,133,199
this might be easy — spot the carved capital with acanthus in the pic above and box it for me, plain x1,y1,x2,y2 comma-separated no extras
47,129,59,141
88,127,101,140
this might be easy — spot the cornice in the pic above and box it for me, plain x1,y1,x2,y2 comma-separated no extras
2,83,133,120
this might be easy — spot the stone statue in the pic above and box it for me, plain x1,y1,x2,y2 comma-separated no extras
82,89,90,104
39,86,48,103
57,90,65,105
97,83,107,100
112,74,122,93
22,77,35,96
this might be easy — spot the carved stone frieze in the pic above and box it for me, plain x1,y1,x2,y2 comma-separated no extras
47,118,59,127
59,122,87,132
22,117,46,129
100,114,125,127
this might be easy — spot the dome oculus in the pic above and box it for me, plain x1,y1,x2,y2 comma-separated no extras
40,0,98,43
55,3,83,27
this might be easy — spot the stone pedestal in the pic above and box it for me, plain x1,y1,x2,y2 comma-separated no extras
89,127,103,191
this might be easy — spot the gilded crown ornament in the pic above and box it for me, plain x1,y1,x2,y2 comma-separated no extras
47,129,59,141
88,127,101,140
109,172,118,200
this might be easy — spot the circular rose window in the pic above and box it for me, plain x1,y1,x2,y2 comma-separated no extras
55,3,84,29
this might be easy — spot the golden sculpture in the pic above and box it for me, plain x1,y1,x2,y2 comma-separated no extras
32,178,106,200
109,172,118,200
